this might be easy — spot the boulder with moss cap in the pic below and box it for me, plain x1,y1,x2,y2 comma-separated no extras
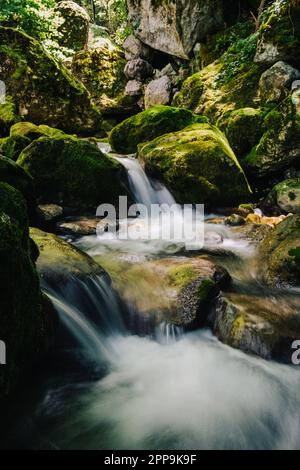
138,123,252,207
17,136,129,210
109,105,208,154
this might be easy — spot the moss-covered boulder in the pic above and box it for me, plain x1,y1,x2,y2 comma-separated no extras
255,2,300,67
71,43,129,115
258,214,300,288
109,105,208,154
138,123,252,207
0,183,47,397
244,97,300,177
0,155,33,201
53,1,90,51
10,122,67,141
263,178,300,215
17,136,128,209
217,107,265,158
30,228,108,285
0,27,103,135
0,135,31,161
208,289,300,363
173,33,263,122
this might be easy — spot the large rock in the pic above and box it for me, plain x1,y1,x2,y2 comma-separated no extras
124,59,153,81
109,105,207,154
71,42,128,114
255,3,300,67
127,0,224,59
259,61,300,103
30,228,108,285
244,95,300,177
144,76,172,108
217,107,265,158
54,1,90,51
17,136,128,210
0,27,103,134
0,155,33,202
97,254,230,329
208,290,300,363
263,179,300,215
138,123,252,207
0,183,47,397
258,214,300,288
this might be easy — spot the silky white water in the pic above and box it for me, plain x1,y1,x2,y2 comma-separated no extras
3,144,299,450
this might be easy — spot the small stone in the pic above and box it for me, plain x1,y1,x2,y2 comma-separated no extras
125,80,143,97
124,59,153,81
144,76,172,108
259,61,300,103
224,214,246,227
37,204,63,223
123,35,150,60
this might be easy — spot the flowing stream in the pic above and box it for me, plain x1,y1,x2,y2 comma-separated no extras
2,145,300,450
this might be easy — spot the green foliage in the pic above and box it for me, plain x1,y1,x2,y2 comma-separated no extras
0,0,57,42
217,33,259,85
93,0,132,44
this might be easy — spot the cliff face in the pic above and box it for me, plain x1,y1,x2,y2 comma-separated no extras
127,0,224,59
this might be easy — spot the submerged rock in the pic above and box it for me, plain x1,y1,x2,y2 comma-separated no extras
0,27,103,134
57,216,117,238
258,214,300,288
109,105,207,153
17,136,128,210
138,123,251,207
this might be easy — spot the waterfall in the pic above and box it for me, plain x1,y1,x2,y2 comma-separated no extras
42,274,126,364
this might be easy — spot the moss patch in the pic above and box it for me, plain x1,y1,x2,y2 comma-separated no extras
109,105,208,154
17,135,128,209
138,123,251,208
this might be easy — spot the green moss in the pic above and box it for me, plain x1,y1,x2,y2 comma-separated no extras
109,105,208,154
217,107,266,157
10,122,67,141
196,279,215,302
0,135,31,160
0,27,103,134
258,214,300,287
258,2,300,66
17,136,128,209
30,227,106,283
173,73,204,110
0,155,33,201
0,96,18,136
72,45,127,103
167,266,197,289
138,123,251,208
243,97,300,176
0,183,46,397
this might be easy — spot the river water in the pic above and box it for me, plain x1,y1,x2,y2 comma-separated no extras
2,146,300,450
